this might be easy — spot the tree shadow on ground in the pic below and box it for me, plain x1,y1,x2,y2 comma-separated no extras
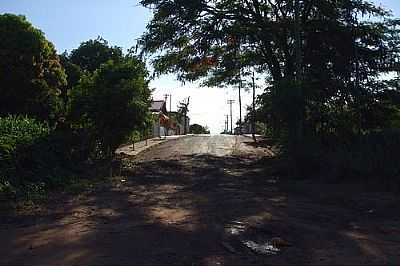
0,153,399,265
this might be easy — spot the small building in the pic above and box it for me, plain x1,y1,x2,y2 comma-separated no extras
150,100,169,138
149,100,190,137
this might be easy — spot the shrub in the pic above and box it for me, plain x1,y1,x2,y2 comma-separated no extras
0,116,48,196
296,130,400,189
0,115,75,199
69,57,151,159
344,130,400,186
189,124,210,134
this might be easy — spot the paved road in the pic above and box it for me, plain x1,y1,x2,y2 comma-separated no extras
0,135,398,266
134,135,270,162
151,135,241,157
178,135,238,156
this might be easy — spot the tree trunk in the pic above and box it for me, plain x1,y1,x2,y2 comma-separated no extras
294,0,304,149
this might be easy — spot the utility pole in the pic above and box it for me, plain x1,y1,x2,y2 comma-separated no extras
164,94,169,112
238,71,242,134
224,116,227,133
236,37,242,134
225,114,229,133
227,99,235,134
185,97,190,134
169,94,172,112
251,71,257,142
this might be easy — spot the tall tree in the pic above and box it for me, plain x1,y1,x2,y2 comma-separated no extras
59,52,82,109
69,56,151,157
0,14,66,121
70,37,123,73
189,123,210,134
178,97,190,135
139,0,400,142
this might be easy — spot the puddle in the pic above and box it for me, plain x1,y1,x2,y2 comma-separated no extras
223,220,289,256
242,240,280,255
225,221,246,235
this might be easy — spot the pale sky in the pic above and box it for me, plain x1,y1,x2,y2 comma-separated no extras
1,0,399,133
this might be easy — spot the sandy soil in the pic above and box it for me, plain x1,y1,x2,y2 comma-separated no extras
0,135,399,265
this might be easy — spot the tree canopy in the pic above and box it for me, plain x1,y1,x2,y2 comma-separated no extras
140,0,400,141
70,37,123,72
69,56,152,156
189,124,210,134
0,14,66,121
59,52,82,108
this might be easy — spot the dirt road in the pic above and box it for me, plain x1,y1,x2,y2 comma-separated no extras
0,135,399,265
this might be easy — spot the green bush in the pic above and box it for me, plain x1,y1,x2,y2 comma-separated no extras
297,130,400,189
341,130,400,186
0,115,50,179
0,116,47,197
69,57,151,159
0,115,75,199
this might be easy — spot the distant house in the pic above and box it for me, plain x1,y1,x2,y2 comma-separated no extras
149,100,190,137
167,111,190,135
150,100,169,138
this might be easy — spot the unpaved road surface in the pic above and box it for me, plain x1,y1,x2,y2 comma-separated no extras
1,135,399,265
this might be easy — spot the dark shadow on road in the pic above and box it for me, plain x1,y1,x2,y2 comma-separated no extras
1,152,399,265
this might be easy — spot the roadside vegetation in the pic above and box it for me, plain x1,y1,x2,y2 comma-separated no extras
0,3,399,264
189,123,210,134
1,1,400,203
0,14,151,201
139,0,400,189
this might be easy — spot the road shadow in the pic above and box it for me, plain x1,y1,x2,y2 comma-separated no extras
1,152,399,265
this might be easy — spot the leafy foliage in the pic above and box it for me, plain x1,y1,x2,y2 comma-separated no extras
0,116,49,197
189,124,210,134
0,14,66,122
0,15,154,201
140,0,400,137
69,56,152,157
59,52,82,108
140,0,400,182
70,37,123,72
